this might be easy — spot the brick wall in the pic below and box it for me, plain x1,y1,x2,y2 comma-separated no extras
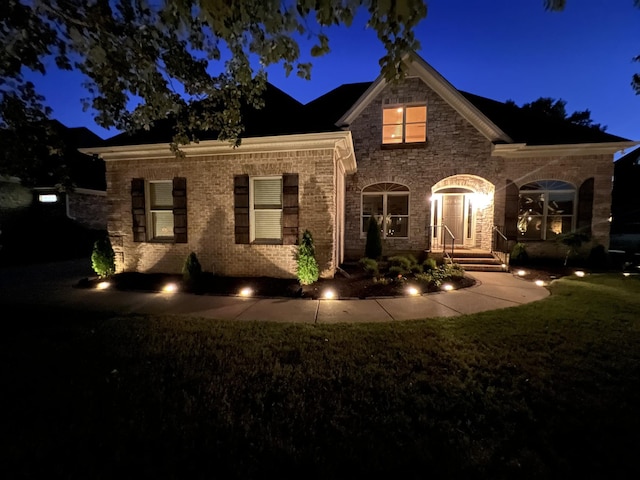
68,189,107,230
106,148,339,278
344,77,615,260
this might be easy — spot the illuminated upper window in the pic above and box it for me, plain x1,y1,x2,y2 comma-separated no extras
382,105,427,144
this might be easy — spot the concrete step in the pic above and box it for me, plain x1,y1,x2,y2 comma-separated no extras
457,263,507,272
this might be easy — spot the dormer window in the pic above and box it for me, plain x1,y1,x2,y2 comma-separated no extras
382,105,427,144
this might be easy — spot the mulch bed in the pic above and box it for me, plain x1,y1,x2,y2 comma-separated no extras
76,262,477,300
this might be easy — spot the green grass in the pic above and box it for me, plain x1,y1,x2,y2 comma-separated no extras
2,274,640,478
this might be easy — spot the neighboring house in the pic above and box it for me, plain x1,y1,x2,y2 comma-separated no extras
611,146,640,253
82,51,637,278
0,122,107,264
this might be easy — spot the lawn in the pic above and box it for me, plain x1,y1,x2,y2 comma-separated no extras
2,274,640,479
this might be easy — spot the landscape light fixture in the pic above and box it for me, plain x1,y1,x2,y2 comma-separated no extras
162,283,178,293
517,270,526,276
239,287,253,297
323,289,335,299
574,271,585,277
442,283,454,292
97,281,111,290
407,286,420,296
535,280,545,287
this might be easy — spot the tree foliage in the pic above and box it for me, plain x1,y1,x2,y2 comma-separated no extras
1,0,426,153
510,97,607,131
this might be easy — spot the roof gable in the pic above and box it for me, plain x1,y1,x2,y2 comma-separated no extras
336,51,513,143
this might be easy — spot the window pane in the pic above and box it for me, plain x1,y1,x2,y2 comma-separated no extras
405,123,426,143
255,210,282,239
387,194,409,215
363,195,383,216
254,178,282,207
387,216,408,237
548,191,574,215
152,211,174,238
517,215,543,240
519,192,544,216
150,182,173,208
546,216,572,238
382,125,403,144
406,106,426,123
383,107,403,125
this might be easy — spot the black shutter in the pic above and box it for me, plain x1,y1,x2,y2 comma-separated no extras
131,178,146,242
577,177,594,236
282,173,299,245
504,179,519,240
173,177,188,243
234,175,250,244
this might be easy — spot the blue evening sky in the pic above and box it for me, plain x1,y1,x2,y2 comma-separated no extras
27,0,640,151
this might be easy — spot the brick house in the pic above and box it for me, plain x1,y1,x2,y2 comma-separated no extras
83,52,637,278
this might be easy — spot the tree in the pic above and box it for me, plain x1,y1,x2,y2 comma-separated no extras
297,230,319,285
515,97,606,131
544,0,640,95
365,217,382,260
1,0,427,169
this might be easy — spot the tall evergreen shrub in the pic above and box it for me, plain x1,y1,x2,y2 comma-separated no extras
297,230,319,285
365,217,382,259
91,235,115,278
182,252,203,283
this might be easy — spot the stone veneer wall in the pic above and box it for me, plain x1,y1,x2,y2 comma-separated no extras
344,77,500,259
105,148,339,278
343,77,615,260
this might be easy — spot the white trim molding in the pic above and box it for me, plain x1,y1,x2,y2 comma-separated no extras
80,130,358,174
492,141,639,158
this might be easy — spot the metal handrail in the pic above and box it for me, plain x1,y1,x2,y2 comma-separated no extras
492,225,508,243
492,225,510,267
429,224,455,261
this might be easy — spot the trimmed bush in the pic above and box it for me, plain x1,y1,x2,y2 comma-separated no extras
297,230,319,285
358,257,379,277
91,235,115,278
510,242,529,264
423,257,437,271
365,217,382,259
182,252,203,284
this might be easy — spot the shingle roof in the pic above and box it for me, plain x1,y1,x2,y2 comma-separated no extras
102,83,318,147
101,80,630,147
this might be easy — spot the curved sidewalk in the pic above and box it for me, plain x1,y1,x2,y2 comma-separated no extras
0,259,550,322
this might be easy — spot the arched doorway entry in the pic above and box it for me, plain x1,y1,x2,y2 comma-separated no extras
431,175,495,250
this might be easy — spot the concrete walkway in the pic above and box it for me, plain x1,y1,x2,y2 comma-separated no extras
0,259,550,322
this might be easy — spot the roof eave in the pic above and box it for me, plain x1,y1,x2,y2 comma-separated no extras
491,141,640,158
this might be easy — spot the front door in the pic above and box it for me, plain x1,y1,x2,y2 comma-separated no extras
441,194,465,246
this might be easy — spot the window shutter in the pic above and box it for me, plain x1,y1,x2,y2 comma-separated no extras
131,178,146,242
234,175,250,244
577,177,594,236
173,177,187,243
282,173,299,245
504,180,519,240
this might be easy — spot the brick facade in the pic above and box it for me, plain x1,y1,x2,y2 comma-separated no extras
343,77,614,260
105,147,344,278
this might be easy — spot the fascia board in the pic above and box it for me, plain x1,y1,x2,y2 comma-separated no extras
492,141,640,158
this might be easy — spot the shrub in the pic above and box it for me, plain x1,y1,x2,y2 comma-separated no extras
423,257,438,271
365,217,382,259
588,244,607,270
91,235,115,278
358,257,379,277
182,252,203,284
558,232,590,266
297,230,319,285
510,242,529,264
388,255,412,275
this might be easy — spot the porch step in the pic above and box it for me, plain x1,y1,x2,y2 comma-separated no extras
448,251,507,272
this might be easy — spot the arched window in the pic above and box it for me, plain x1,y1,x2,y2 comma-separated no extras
518,180,576,240
362,183,409,238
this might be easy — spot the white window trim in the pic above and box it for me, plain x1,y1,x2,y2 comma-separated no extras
249,176,283,243
518,183,577,240
146,180,174,241
361,190,410,240
382,103,427,144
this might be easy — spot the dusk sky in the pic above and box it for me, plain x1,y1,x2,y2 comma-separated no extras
27,0,640,155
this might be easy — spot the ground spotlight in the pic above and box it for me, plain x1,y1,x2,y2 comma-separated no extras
96,281,111,290
574,270,585,277
535,280,545,287
323,289,335,299
162,282,178,293
407,286,420,296
517,270,526,277
442,283,454,292
239,287,253,297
